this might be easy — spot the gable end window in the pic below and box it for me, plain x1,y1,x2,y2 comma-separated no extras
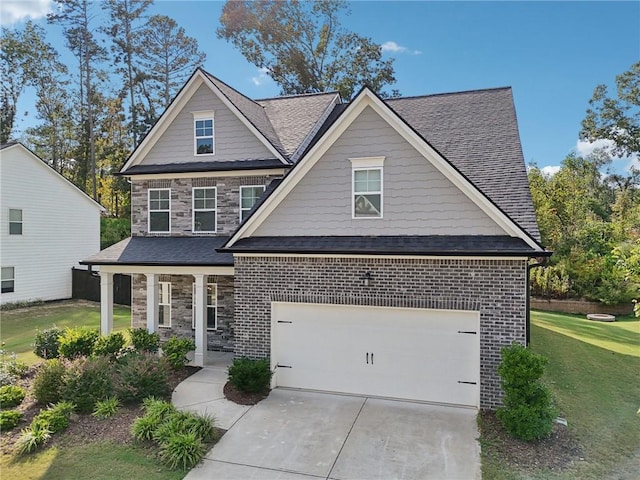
192,283,217,330
158,281,171,327
193,187,217,233
1,267,15,293
193,111,214,155
239,185,265,221
9,209,22,235
351,157,385,219
149,188,170,233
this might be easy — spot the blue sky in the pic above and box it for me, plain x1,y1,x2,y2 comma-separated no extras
2,1,639,174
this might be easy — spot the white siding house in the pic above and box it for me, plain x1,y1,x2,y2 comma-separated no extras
0,142,103,305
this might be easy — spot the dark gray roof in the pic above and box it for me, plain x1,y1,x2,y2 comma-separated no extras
83,237,233,266
224,235,548,256
120,159,285,175
0,141,18,150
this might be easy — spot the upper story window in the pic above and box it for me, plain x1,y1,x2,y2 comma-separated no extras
149,188,170,233
193,187,217,233
158,281,171,327
193,111,215,155
239,185,265,221
1,267,15,293
192,282,217,330
9,209,22,235
351,157,385,219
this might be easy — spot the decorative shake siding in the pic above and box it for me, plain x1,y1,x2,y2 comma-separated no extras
233,255,528,409
132,274,235,351
130,175,281,236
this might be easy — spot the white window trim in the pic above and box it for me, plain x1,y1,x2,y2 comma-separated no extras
192,282,218,331
8,208,22,235
148,188,171,234
192,187,217,233
350,156,384,220
158,281,171,328
192,110,215,156
1,266,15,293
239,185,265,222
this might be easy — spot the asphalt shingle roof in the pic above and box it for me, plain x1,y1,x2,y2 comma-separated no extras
120,159,285,175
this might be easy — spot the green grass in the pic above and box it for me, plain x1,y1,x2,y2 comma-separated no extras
0,300,131,365
482,310,640,479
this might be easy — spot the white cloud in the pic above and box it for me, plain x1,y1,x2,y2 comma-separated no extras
541,165,561,177
0,0,53,25
381,41,422,55
251,67,270,86
575,138,639,173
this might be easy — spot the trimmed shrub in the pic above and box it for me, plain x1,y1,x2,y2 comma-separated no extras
93,332,125,358
159,432,205,470
61,356,114,413
116,353,170,403
163,336,195,369
33,327,62,359
31,401,75,434
497,343,556,441
15,422,51,455
129,328,160,353
0,385,26,408
33,359,67,405
58,327,99,359
0,410,23,431
228,357,272,393
93,397,120,419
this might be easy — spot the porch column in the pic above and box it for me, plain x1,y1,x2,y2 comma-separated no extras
193,274,207,367
146,273,159,334
99,271,114,335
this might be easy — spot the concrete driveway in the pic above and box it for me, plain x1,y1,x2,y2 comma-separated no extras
184,389,480,480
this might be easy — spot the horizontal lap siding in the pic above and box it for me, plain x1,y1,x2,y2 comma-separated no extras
234,256,527,409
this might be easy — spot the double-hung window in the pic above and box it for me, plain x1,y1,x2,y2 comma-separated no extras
1,267,15,293
193,187,217,233
149,189,170,233
351,157,384,218
158,281,171,327
193,112,214,155
9,209,22,235
239,185,265,221
192,283,217,330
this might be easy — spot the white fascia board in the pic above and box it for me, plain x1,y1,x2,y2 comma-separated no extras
127,168,287,181
228,88,542,251
99,265,234,276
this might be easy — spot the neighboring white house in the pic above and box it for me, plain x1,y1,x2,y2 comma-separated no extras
0,142,103,305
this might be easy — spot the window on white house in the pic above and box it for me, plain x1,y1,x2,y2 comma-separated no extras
353,168,383,218
9,209,22,235
193,187,217,232
194,118,214,155
1,267,15,293
158,281,171,327
192,283,217,330
149,189,170,233
239,185,265,221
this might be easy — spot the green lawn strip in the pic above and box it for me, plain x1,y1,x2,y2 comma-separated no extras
0,442,184,480
1,301,131,365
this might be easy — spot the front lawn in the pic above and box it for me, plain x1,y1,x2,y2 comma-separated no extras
1,300,131,365
481,310,640,479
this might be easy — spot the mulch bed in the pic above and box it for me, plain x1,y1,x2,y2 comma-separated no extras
479,410,583,473
223,381,270,405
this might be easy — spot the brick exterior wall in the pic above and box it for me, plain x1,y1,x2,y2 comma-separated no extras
131,273,235,351
233,255,528,409
130,175,281,237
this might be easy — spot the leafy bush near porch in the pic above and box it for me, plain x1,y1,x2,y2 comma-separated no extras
116,353,170,403
0,410,22,431
129,328,160,353
33,359,67,405
61,356,114,413
58,327,99,359
228,357,272,393
33,326,62,359
0,385,26,408
93,332,125,358
163,337,195,369
497,342,556,441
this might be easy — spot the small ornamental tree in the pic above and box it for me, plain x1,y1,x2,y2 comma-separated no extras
497,343,556,441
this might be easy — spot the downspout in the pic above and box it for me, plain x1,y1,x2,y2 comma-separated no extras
527,257,548,346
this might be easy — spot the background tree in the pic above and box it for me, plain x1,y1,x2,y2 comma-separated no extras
581,61,640,157
217,0,398,99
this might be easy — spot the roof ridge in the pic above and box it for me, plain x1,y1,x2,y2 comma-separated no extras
200,67,263,109
387,86,512,101
256,91,340,101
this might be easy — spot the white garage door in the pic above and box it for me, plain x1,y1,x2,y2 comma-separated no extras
271,302,480,407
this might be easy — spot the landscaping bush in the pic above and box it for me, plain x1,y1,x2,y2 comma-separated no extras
0,410,23,431
228,357,272,393
163,336,195,369
158,432,205,470
497,343,556,441
131,398,177,441
31,401,75,434
0,385,26,408
116,353,170,403
33,358,67,405
15,422,51,455
129,328,160,353
33,326,62,359
58,326,99,359
61,356,114,413
93,332,125,358
93,397,120,419
0,350,28,381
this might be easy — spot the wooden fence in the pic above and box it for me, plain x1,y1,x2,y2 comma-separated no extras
71,268,131,306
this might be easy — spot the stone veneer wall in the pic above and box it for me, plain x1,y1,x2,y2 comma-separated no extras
233,256,528,410
130,175,281,236
132,273,235,351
